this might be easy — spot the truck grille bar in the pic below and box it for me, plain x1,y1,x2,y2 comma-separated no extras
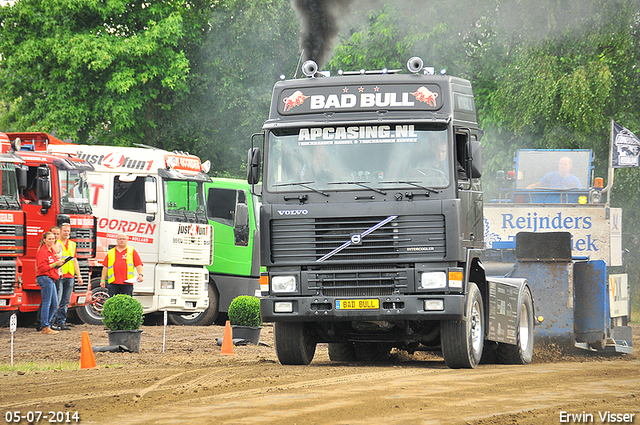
270,215,445,265
308,265,408,297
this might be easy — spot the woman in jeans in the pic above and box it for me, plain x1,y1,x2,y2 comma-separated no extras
36,231,65,334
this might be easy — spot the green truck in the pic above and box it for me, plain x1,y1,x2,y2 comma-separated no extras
169,178,261,326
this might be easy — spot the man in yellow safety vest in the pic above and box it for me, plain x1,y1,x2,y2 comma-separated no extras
54,223,82,330
99,233,144,297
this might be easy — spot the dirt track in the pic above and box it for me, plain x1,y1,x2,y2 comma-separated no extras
1,322,639,425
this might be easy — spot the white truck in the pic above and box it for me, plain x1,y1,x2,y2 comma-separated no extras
46,143,213,324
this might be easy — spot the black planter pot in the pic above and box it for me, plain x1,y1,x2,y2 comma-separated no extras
107,329,143,352
231,325,262,345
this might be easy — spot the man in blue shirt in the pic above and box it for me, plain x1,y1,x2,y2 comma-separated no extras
527,156,582,189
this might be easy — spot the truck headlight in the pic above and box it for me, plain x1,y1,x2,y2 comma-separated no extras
271,275,297,293
419,272,446,289
160,280,175,290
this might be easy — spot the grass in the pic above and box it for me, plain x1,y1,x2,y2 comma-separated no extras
0,361,81,372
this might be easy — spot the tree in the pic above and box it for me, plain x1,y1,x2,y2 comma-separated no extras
0,0,215,146
158,0,300,176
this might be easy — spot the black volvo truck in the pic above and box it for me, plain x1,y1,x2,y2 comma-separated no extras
247,57,534,368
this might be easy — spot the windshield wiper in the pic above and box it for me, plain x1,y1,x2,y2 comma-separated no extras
379,180,440,194
0,196,14,209
327,181,387,195
274,181,329,197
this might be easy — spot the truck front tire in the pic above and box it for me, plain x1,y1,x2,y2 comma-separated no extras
168,282,219,326
274,322,316,365
441,282,484,369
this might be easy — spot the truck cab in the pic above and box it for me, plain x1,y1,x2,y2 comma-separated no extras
45,143,212,324
0,133,26,316
8,132,95,317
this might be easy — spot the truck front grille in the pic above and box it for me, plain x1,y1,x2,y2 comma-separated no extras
0,261,18,294
270,215,445,265
74,261,91,292
180,270,205,296
309,265,408,297
70,227,95,258
0,224,25,256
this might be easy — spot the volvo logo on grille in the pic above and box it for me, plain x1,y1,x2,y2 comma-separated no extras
277,209,309,216
351,234,362,245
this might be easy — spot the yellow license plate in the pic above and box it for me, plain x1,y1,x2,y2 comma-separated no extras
336,299,379,310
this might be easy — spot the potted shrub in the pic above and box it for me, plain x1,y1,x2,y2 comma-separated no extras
228,295,262,344
102,294,144,352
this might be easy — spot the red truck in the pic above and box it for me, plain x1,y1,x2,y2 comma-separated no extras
6,132,96,322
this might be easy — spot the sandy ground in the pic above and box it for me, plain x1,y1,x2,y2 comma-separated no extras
1,321,639,425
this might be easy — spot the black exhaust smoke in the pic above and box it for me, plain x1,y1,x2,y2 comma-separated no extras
290,0,355,68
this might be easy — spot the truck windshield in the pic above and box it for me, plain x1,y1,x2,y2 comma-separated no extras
515,150,591,190
59,169,91,214
265,124,450,193
163,179,208,224
0,162,20,209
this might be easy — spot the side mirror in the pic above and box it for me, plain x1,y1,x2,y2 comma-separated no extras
247,147,261,185
466,140,482,179
234,203,250,246
36,176,51,200
17,165,27,190
145,179,157,203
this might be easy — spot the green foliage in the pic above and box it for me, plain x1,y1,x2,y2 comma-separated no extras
102,294,144,330
228,295,262,327
0,0,213,146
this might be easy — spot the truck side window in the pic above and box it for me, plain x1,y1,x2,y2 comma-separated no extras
207,187,236,227
23,166,39,203
113,176,146,213
455,134,469,180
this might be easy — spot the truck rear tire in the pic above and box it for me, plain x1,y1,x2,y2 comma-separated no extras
274,322,316,365
441,282,484,369
328,342,356,362
76,278,108,326
497,288,534,364
168,282,219,326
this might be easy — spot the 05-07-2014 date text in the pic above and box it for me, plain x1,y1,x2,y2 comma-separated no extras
4,411,79,423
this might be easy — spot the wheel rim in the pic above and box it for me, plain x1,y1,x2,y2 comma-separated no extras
178,312,202,320
88,289,109,319
519,302,530,351
470,300,482,352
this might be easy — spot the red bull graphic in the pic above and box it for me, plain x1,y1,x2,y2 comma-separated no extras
283,90,309,111
411,86,439,107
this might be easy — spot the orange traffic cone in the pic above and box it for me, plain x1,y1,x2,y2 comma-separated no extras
80,331,97,369
221,320,235,356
